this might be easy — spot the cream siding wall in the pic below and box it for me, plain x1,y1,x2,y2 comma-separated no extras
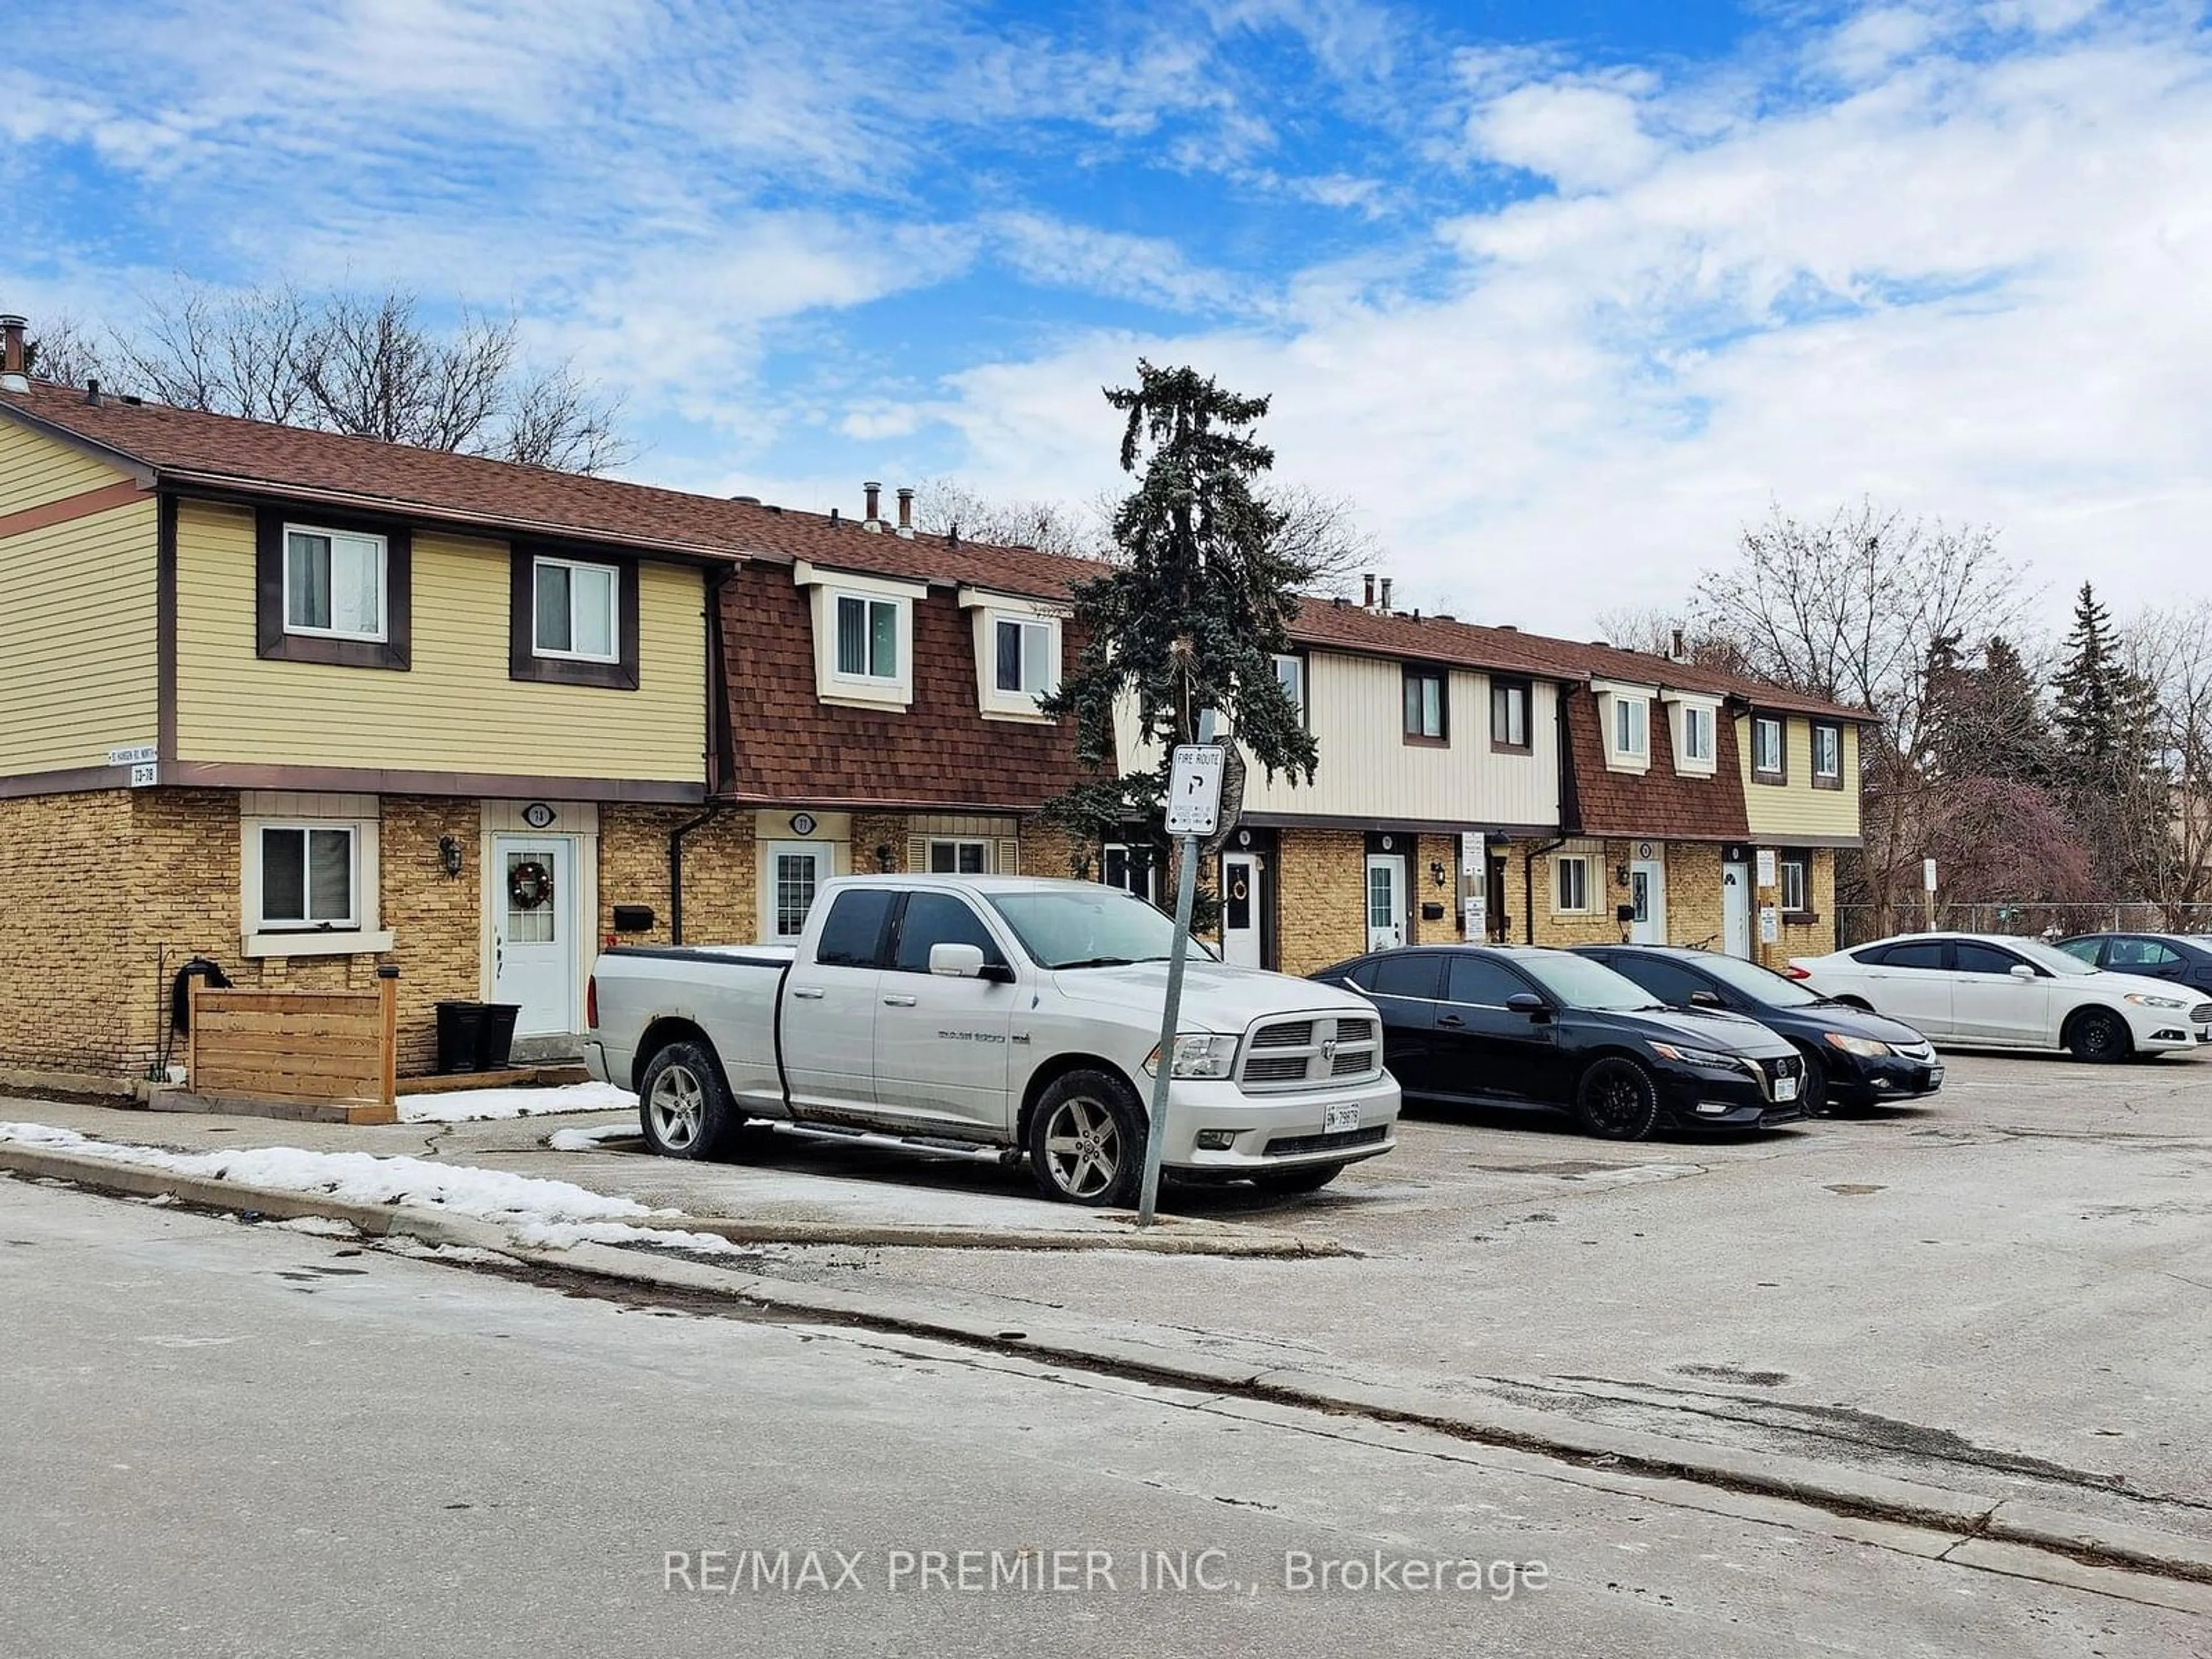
1739,715,1861,841
1112,651,1560,827
173,502,706,782
1245,652,1559,827
0,496,158,774
0,421,132,513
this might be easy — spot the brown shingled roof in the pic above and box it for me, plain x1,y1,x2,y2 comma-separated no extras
2,378,1869,724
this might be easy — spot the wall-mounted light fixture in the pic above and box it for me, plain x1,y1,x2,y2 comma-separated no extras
1429,860,1448,888
874,844,895,873
1615,864,1631,887
438,835,464,879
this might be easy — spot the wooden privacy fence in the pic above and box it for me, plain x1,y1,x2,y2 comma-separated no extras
186,969,399,1123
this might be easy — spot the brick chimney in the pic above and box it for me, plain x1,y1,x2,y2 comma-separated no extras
896,486,914,538
1362,572,1376,608
862,480,882,532
0,315,28,392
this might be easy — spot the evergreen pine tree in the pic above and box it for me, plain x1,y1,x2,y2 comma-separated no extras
1041,362,1320,900
2050,582,2168,889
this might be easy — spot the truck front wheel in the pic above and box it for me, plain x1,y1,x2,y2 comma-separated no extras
1027,1069,1145,1208
638,1041,743,1161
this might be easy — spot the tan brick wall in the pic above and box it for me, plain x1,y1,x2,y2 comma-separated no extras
1664,842,1725,950
1407,833,1464,946
599,805,757,948
1776,848,1839,957
378,796,487,1074
1274,830,1368,976
1017,817,1088,881
0,790,141,1078
1527,840,1617,946
850,813,908,876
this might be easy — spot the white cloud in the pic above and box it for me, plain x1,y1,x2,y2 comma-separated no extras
1465,74,1664,194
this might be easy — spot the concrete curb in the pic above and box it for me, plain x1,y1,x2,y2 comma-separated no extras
0,1141,1337,1260
11,1144,2210,1589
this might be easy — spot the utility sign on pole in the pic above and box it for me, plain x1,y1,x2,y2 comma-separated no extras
1139,744,1226,1226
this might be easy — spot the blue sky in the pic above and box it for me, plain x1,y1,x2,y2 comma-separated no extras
6,0,2210,634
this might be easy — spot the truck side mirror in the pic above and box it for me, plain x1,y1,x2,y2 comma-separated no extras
929,943,987,978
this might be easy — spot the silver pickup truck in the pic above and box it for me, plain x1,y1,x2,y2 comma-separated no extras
584,874,1401,1205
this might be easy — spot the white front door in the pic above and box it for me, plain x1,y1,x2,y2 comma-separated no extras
1628,858,1667,944
1221,853,1264,968
1365,854,1406,952
1722,861,1751,959
765,842,832,942
493,835,578,1036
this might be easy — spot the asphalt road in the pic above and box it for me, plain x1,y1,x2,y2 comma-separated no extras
4,1179,2205,1657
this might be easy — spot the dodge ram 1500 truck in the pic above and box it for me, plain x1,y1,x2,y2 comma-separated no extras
584,875,1401,1205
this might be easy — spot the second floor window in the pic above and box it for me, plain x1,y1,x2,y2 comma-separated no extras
285,527,385,642
1403,668,1446,741
1273,654,1307,721
533,557,619,662
837,594,901,681
1752,715,1786,778
1812,722,1842,784
1681,704,1714,763
995,618,1055,698
1613,696,1649,757
1491,679,1529,748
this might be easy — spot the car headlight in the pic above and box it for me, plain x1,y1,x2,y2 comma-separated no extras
1648,1041,1743,1070
1823,1032,1893,1058
2124,993,2188,1010
1143,1033,1239,1078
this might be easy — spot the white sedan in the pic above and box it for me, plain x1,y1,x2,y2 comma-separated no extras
1786,932,2212,1062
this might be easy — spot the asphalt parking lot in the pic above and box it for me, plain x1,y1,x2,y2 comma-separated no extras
719,1047,2212,1548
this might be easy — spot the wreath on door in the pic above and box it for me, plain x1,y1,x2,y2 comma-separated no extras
508,859,554,911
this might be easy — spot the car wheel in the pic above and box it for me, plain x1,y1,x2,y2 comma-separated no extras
1028,1069,1146,1207
2065,1007,2133,1064
1794,1044,1831,1115
1252,1161,1346,1195
638,1041,743,1160
1574,1056,1662,1141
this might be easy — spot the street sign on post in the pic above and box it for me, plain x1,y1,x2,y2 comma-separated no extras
1139,745,1225,1226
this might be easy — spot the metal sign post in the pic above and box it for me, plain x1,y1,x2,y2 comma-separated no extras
1138,744,1225,1227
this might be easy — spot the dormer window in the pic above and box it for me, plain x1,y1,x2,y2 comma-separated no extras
959,587,1062,721
1613,696,1648,757
1593,680,1654,773
1665,692,1722,777
800,562,923,710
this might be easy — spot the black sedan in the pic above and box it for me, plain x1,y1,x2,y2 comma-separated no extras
1574,944,1944,1112
1311,945,1808,1141
2056,933,2212,995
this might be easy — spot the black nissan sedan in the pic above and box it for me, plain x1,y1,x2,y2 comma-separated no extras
1311,945,1808,1141
1573,944,1944,1112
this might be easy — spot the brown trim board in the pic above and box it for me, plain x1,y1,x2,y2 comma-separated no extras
0,478,150,540
162,762,706,804
157,493,177,763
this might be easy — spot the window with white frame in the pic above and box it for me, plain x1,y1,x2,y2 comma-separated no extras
285,525,385,641
1101,842,1159,903
1781,852,1810,913
928,839,991,875
1613,696,1649,757
836,593,902,682
1680,704,1714,763
1555,854,1592,913
257,824,358,930
1752,715,1786,778
1812,722,1842,783
994,616,1056,699
1272,654,1307,722
533,556,619,662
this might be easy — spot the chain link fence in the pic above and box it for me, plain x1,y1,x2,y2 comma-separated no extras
1835,901,2212,946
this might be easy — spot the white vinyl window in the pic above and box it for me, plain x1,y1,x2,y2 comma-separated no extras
1681,705,1714,763
1613,696,1649,757
994,616,1057,699
928,839,991,875
284,525,385,641
1555,855,1591,914
1812,723,1842,779
1101,842,1158,903
1273,653,1307,721
533,556,619,662
836,594,903,682
1753,716,1786,775
256,824,358,931
1782,854,1810,914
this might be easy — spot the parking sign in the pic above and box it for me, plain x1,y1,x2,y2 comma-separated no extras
1165,745,1226,836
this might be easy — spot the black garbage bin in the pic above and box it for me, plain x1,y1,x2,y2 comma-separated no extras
435,1001,487,1074
476,1003,522,1071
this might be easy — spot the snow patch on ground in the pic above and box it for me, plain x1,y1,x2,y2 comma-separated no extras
0,1121,664,1228
547,1123,638,1152
399,1081,636,1124
509,1219,749,1256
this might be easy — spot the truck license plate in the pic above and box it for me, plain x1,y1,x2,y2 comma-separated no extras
1324,1103,1361,1135
1774,1075,1799,1102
